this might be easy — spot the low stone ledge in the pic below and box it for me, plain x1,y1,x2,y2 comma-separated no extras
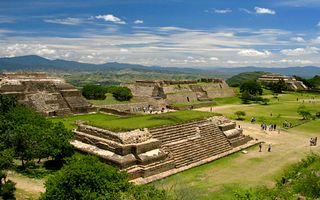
71,140,137,168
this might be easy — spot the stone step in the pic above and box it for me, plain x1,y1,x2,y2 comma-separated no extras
152,128,197,138
151,127,197,137
173,146,232,167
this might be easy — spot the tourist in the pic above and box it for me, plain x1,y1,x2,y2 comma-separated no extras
210,107,213,112
259,143,262,152
315,137,318,146
310,138,314,146
274,124,277,130
268,143,272,152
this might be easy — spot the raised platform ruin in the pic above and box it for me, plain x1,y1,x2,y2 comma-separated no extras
125,79,235,104
72,116,255,183
0,72,94,116
258,74,308,91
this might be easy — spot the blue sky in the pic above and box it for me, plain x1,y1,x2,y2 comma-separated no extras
1,0,320,68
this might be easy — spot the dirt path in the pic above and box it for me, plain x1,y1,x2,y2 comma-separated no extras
196,104,256,112
6,171,45,199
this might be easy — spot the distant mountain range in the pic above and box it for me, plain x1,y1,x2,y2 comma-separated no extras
0,55,320,78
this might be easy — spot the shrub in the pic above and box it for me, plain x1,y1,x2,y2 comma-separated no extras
40,155,168,200
235,111,246,120
82,85,106,100
112,87,133,101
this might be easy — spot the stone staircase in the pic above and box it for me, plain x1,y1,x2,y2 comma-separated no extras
150,121,234,168
164,123,232,168
149,120,207,145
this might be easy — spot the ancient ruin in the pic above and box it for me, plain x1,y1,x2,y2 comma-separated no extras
0,72,93,116
72,116,255,183
125,79,235,104
258,74,308,90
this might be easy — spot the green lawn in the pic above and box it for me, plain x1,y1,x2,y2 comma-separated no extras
213,96,242,106
88,93,142,106
214,92,320,128
51,110,219,132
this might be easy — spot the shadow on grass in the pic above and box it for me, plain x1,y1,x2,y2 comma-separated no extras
14,159,65,179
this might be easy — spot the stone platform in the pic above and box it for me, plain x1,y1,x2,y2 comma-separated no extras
0,72,93,116
72,116,254,182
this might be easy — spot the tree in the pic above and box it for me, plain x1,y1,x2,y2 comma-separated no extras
268,79,287,94
240,81,263,96
0,149,16,200
82,85,106,100
297,105,312,120
112,87,133,101
0,95,74,167
235,111,246,120
40,155,168,200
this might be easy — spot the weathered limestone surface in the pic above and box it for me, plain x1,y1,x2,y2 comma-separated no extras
72,116,253,181
0,72,93,116
125,79,235,104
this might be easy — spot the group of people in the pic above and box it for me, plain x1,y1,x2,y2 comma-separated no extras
261,123,277,131
259,143,272,152
310,137,318,146
142,105,167,114
283,121,293,128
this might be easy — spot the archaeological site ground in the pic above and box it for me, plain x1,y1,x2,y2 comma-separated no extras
1,71,319,199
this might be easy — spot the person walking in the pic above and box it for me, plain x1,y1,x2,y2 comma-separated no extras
259,143,262,152
268,143,272,152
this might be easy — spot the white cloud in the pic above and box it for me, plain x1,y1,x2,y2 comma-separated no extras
120,48,129,52
290,37,305,42
134,20,144,24
238,49,271,57
209,57,219,61
1,26,320,67
280,47,320,56
214,9,232,14
317,21,320,27
43,17,81,25
255,7,276,15
4,44,56,57
95,14,126,24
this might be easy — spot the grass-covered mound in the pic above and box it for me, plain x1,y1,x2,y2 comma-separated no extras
51,110,219,132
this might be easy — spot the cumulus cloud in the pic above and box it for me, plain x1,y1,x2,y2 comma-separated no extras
214,9,232,14
290,37,305,42
134,20,144,24
95,14,126,24
238,49,271,57
280,47,320,56
209,57,219,61
4,43,56,57
255,7,276,15
44,17,81,25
